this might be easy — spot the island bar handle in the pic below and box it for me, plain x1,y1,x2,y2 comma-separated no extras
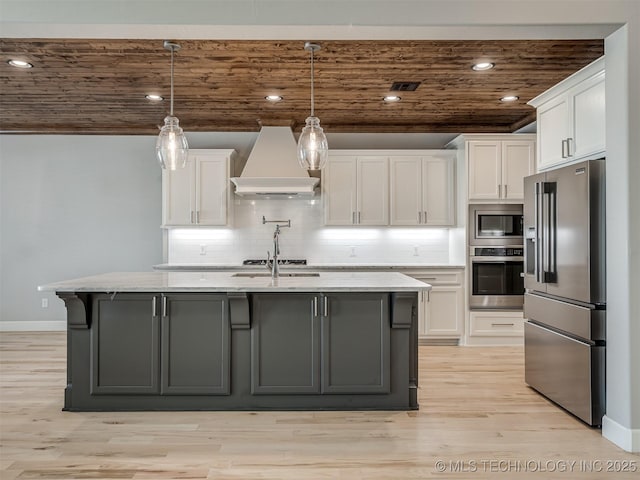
323,296,329,316
313,297,318,317
162,296,168,317
151,296,157,317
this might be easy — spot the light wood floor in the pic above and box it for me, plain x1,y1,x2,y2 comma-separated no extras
1,333,637,479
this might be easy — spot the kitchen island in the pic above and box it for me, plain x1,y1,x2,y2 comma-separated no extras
40,272,429,411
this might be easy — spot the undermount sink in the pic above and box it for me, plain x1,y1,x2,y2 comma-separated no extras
232,272,320,278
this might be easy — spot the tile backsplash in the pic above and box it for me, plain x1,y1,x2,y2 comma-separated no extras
167,197,459,265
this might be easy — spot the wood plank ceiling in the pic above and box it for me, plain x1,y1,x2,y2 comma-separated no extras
0,39,603,134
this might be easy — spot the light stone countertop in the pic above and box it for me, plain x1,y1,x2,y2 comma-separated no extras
153,263,465,271
38,271,431,293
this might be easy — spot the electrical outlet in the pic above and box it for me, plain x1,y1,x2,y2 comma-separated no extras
199,244,207,255
41,298,48,308
413,246,420,256
349,246,357,257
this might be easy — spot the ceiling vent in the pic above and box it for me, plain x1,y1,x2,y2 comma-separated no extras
390,81,421,92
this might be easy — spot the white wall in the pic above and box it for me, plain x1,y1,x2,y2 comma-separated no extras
0,135,163,329
603,21,640,453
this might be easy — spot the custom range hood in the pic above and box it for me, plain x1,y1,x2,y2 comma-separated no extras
230,126,320,196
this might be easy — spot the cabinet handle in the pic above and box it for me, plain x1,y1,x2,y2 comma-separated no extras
418,211,422,223
352,211,356,225
190,211,194,224
357,211,361,224
151,296,157,317
313,297,318,317
561,139,568,158
567,137,573,157
491,322,515,327
498,184,502,198
423,211,428,223
162,296,168,317
323,296,329,317
504,185,508,198
196,211,200,224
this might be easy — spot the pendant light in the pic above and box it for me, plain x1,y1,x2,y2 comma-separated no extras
156,41,188,170
297,42,329,171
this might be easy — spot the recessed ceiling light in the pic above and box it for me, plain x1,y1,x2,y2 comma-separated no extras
472,62,494,71
7,59,33,69
265,95,283,102
383,95,401,102
145,94,164,101
500,95,520,102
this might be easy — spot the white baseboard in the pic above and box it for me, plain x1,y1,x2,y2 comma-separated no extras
602,415,640,452
0,321,66,332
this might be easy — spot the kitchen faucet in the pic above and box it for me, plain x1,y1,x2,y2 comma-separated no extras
262,216,291,279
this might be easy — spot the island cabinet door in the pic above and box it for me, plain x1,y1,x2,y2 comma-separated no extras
251,293,321,394
91,294,160,395
321,293,391,394
160,294,230,395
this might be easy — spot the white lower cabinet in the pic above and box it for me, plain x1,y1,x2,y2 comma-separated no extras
402,269,464,343
469,311,524,338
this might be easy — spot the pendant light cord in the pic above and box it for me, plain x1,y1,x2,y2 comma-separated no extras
310,47,315,117
169,46,175,117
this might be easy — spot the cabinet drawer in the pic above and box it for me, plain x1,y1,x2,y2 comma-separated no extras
401,270,463,285
470,311,524,337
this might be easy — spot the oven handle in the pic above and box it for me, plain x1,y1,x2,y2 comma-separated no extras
471,256,524,262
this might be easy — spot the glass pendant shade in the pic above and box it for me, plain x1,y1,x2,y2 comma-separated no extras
156,115,188,170
297,116,328,170
298,42,328,171
157,41,188,170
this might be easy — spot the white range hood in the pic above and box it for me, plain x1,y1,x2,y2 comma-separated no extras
230,126,320,196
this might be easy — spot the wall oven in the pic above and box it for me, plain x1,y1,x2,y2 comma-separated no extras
470,204,524,246
470,246,525,309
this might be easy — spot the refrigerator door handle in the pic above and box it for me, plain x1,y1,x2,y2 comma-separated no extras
541,182,558,283
535,181,544,283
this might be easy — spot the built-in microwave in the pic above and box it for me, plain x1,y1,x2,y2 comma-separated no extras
469,204,524,246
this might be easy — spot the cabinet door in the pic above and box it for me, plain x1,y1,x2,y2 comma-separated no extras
422,156,454,225
424,286,464,337
162,161,194,226
357,157,389,225
467,141,501,200
91,294,160,394
195,155,229,225
321,293,390,394
251,294,321,394
537,95,570,170
389,156,422,225
501,141,534,201
571,72,605,160
323,157,357,225
161,294,230,395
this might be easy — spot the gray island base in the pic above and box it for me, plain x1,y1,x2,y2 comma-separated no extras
39,272,430,411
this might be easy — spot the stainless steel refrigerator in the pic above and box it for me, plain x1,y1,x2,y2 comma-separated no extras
523,159,606,426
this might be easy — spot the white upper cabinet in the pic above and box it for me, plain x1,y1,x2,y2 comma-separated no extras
162,149,235,227
390,153,455,226
467,141,502,200
501,141,535,200
356,157,389,225
462,137,535,202
529,56,605,171
323,154,388,226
